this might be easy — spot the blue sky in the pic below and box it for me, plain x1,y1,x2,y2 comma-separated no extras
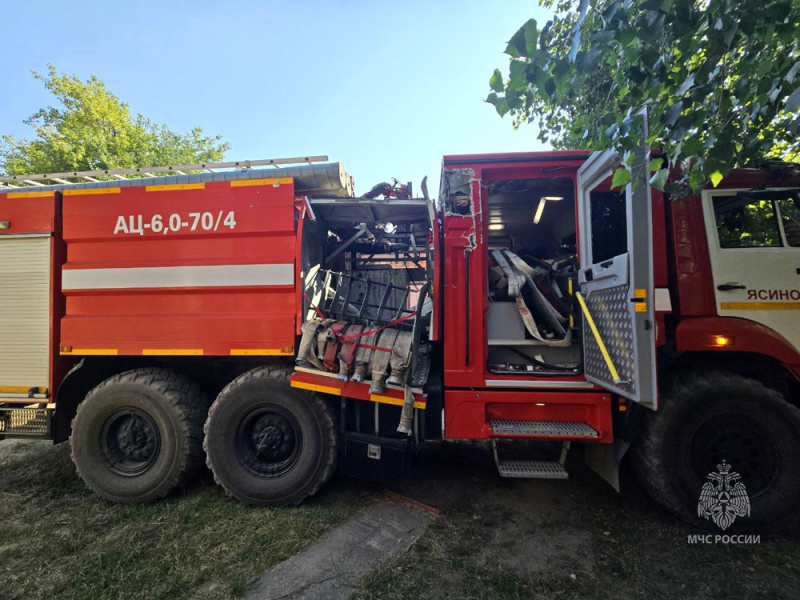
1,1,553,194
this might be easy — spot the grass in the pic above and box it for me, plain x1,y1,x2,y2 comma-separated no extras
0,440,376,600
351,444,800,600
5,439,800,600
353,506,800,600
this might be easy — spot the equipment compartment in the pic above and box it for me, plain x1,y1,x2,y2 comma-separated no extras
485,177,582,376
296,191,434,437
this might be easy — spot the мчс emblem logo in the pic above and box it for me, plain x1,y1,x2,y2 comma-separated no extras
697,460,751,530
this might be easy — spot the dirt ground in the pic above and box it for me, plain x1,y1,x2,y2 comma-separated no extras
2,438,798,600
353,440,800,600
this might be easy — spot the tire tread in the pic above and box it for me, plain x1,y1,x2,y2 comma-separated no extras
203,364,338,505
71,367,209,502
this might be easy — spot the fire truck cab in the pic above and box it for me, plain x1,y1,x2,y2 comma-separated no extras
1,150,798,532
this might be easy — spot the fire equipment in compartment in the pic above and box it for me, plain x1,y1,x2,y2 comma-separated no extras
296,192,434,437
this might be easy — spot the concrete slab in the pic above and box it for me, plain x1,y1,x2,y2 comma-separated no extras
246,500,433,600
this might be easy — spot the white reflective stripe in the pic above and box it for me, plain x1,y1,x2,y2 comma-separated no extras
655,288,672,312
62,263,294,290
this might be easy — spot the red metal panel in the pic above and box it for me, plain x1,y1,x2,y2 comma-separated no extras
670,193,716,316
441,212,486,388
60,179,297,356
0,191,57,235
444,389,613,442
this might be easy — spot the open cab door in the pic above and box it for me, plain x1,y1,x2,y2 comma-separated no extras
576,138,657,409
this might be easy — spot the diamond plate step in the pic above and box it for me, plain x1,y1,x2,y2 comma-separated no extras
490,420,598,438
497,460,569,479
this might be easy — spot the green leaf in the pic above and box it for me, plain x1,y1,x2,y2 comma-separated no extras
648,158,663,172
506,19,538,58
785,87,800,113
676,73,696,96
489,69,504,93
689,168,706,190
709,170,724,187
650,168,669,191
611,167,632,189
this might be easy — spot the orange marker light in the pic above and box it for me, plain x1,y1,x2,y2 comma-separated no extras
710,335,734,347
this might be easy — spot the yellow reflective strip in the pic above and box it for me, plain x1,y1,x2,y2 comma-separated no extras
230,349,294,356
0,386,48,394
575,292,622,384
6,191,55,199
290,381,341,396
142,349,204,356
230,178,293,187
721,302,800,310
145,183,205,192
634,288,647,299
61,348,118,355
370,394,426,410
63,188,121,196
568,280,575,327
635,302,647,313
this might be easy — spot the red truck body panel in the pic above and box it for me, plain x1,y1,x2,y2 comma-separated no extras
59,178,297,357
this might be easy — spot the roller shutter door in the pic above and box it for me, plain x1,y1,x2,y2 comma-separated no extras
0,236,51,391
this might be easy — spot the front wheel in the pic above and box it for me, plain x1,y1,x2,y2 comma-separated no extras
203,365,337,505
633,370,800,533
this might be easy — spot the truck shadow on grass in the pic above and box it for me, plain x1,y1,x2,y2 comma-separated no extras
354,441,800,600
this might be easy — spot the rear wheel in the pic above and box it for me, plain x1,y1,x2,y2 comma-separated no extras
71,368,208,503
203,365,337,505
633,370,800,533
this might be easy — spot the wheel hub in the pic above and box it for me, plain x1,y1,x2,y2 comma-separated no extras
237,407,302,477
101,408,161,476
692,414,778,495
116,415,157,461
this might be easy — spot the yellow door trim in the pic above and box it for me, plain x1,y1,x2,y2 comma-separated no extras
6,191,55,199
145,183,205,192
63,188,121,196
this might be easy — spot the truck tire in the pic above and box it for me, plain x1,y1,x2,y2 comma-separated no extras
71,368,209,503
203,365,337,505
633,370,800,533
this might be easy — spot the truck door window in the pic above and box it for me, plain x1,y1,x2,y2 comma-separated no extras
713,197,782,248
777,197,800,247
590,190,627,263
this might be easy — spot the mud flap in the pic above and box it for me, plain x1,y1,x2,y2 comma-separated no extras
584,439,630,492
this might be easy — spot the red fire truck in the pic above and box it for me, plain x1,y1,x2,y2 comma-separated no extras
1,149,798,532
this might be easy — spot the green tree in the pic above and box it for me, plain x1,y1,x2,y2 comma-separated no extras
488,0,800,192
1,65,229,176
